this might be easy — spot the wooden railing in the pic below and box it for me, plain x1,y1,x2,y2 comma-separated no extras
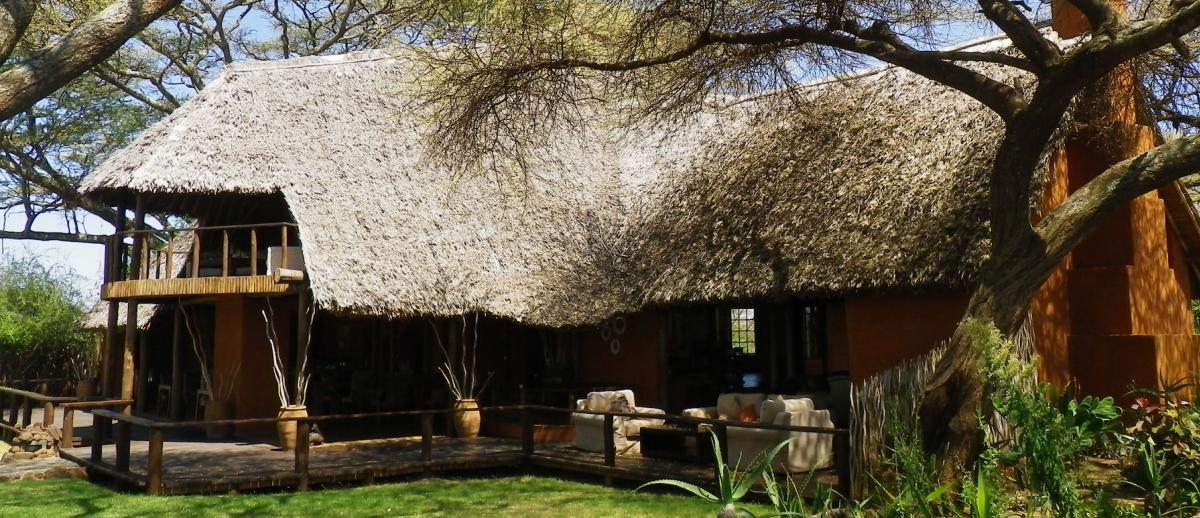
0,386,77,438
105,222,300,284
77,404,852,499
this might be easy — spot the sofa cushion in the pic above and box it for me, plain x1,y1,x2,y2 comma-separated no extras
584,389,637,412
716,393,766,420
760,397,814,424
737,403,759,423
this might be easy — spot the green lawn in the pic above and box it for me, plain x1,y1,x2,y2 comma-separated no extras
0,476,767,517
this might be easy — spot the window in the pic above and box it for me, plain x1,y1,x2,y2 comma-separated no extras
730,308,756,354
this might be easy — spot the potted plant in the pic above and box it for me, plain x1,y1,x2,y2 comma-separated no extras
431,314,494,438
68,345,99,399
262,302,313,451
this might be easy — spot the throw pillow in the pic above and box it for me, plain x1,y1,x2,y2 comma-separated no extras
737,402,758,423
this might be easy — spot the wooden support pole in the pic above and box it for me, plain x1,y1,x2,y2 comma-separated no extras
835,431,852,501
115,420,131,472
602,414,615,467
165,234,174,279
281,226,288,270
421,413,433,465
295,289,310,403
221,230,229,277
147,429,164,495
136,332,149,414
20,399,31,427
62,407,74,448
521,407,534,456
6,394,17,428
191,231,200,278
250,229,258,276
169,306,183,420
102,300,120,397
91,416,108,463
121,196,145,407
42,401,54,427
294,421,310,491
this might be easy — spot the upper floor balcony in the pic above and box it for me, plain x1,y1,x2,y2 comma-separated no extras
101,222,306,301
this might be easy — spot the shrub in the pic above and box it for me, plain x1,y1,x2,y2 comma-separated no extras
0,254,90,381
965,319,1083,517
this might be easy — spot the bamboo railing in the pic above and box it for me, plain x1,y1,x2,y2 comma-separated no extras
106,223,300,284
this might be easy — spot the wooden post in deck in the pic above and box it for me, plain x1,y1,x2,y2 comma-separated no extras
6,394,17,428
136,332,150,414
602,414,615,485
43,401,54,427
20,399,31,427
121,196,145,408
250,228,258,276
169,306,183,420
835,431,852,500
421,413,433,466
521,406,534,457
91,415,108,462
115,419,131,472
294,421,311,491
61,407,74,447
102,205,127,397
147,429,164,495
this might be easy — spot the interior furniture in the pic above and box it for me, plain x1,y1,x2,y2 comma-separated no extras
571,389,664,455
684,393,835,472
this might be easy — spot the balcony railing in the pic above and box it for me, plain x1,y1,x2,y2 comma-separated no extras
102,222,302,299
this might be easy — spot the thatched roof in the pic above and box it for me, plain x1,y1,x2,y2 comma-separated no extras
83,36,1175,326
80,301,157,331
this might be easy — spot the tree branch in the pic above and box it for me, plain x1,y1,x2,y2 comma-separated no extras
0,229,107,244
1065,0,1123,37
0,0,183,121
976,0,1061,71
1037,133,1200,260
497,23,1029,120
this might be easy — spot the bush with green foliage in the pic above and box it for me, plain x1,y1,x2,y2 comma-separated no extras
1122,377,1200,516
966,319,1084,517
0,254,90,382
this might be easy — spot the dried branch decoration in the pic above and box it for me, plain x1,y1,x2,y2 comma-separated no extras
261,299,315,407
429,313,495,401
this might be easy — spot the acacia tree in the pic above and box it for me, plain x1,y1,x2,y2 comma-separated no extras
0,0,413,243
416,0,1200,473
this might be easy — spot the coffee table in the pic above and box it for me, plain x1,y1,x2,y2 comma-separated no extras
640,425,714,463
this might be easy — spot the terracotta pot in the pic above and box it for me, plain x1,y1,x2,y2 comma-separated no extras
74,379,96,399
453,399,481,438
205,399,234,439
277,405,308,450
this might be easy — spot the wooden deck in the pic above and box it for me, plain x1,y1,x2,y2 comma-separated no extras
60,435,837,495
101,275,296,300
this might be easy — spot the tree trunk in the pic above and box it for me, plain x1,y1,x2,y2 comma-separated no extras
920,231,1060,479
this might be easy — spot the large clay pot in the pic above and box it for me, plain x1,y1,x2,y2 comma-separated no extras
277,405,308,450
453,399,481,438
74,379,96,399
205,399,234,439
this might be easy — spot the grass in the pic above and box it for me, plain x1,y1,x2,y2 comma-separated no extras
0,475,771,517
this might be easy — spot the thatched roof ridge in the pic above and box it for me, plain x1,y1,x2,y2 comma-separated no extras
81,37,1097,326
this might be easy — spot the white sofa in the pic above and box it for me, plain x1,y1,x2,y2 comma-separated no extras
684,393,834,472
572,390,665,455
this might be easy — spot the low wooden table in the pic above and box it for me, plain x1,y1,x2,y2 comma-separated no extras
640,425,714,463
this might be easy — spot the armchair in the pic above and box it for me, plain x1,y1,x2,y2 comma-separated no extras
571,389,665,455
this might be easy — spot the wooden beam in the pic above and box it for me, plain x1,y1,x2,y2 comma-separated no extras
121,195,145,407
169,306,182,420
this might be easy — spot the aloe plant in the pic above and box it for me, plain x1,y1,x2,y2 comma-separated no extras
638,429,789,518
